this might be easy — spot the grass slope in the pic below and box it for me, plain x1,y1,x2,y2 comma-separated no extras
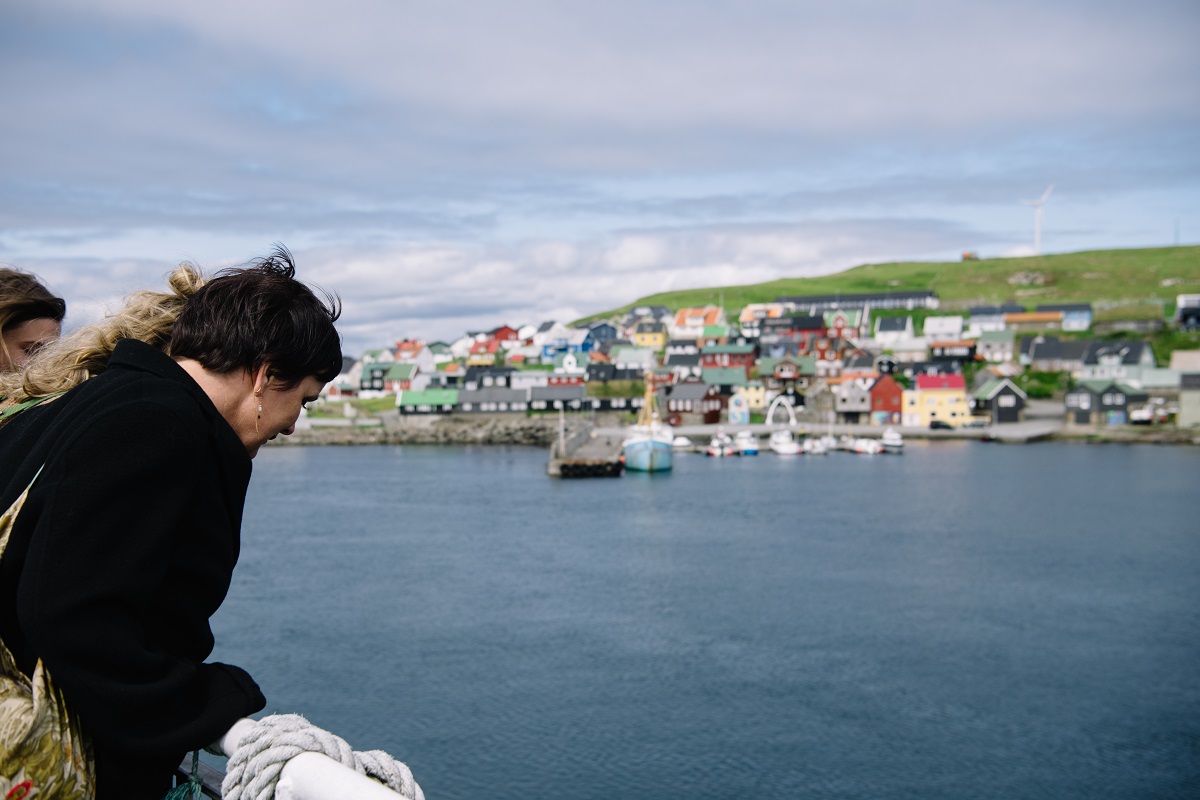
577,245,1200,323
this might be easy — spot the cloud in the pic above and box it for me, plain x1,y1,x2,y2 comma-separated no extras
0,0,1197,362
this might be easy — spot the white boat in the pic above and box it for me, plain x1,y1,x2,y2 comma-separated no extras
852,437,884,455
734,430,759,455
881,427,904,453
769,429,802,455
705,428,735,457
802,437,828,455
621,379,673,472
672,436,693,449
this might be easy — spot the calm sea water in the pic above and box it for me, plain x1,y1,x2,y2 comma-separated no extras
209,441,1200,800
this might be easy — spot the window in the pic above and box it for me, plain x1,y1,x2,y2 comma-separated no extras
998,395,1016,408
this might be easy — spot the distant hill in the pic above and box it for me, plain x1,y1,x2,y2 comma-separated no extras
575,245,1200,325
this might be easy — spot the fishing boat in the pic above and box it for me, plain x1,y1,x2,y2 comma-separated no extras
621,379,673,472
768,428,802,455
734,430,760,455
881,427,904,453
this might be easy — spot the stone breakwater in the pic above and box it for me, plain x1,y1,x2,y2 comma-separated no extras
272,412,605,447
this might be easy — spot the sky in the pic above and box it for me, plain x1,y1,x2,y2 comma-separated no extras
2,0,1198,355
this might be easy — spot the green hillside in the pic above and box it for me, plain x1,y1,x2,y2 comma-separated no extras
577,245,1200,324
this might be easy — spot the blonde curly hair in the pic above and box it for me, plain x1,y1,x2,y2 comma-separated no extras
0,264,207,405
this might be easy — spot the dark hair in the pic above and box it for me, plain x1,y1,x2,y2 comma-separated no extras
170,245,342,386
0,268,66,331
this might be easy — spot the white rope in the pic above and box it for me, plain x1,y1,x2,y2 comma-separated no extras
222,714,424,800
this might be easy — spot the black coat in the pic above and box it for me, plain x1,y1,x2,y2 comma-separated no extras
0,339,266,799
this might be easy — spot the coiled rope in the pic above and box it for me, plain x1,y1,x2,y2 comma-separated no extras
221,714,424,800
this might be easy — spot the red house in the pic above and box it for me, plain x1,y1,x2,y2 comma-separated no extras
869,374,904,425
490,325,520,342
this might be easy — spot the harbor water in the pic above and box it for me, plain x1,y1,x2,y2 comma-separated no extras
210,441,1200,799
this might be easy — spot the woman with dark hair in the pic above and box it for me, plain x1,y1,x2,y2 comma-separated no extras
0,248,342,799
0,267,67,372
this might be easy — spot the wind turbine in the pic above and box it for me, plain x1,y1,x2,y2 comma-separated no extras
1020,185,1054,255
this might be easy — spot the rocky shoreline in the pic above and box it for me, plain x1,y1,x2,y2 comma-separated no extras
272,412,1199,448
273,412,606,447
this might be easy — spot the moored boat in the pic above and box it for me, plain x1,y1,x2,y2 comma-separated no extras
881,427,904,453
769,428,802,455
802,437,828,455
734,430,760,455
706,428,735,457
622,378,673,472
852,437,885,455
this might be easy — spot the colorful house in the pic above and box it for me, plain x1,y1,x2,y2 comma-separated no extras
1064,380,1147,427
902,374,969,427
869,374,904,425
700,343,756,372
971,378,1028,424
633,321,668,350
397,388,458,415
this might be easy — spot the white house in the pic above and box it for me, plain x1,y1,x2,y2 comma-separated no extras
922,315,964,340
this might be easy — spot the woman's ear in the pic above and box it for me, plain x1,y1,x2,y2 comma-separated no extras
251,363,271,396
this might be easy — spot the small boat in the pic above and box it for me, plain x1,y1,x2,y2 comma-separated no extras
802,437,828,455
852,437,884,455
734,430,759,455
706,428,735,457
881,427,904,453
769,429,802,455
672,436,693,449
621,378,673,472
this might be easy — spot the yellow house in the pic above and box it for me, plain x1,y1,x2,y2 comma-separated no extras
632,321,668,350
731,381,767,412
902,374,969,426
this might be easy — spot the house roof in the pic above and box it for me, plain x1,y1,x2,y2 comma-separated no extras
915,374,966,391
875,317,910,332
663,352,701,367
823,309,863,326
398,389,458,406
667,381,713,400
1071,380,1147,399
674,306,723,327
757,356,816,375
701,368,749,386
1005,311,1063,323
703,343,755,355
1028,337,1091,361
972,378,1028,401
1083,341,1151,365
384,363,417,380
978,330,1016,343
